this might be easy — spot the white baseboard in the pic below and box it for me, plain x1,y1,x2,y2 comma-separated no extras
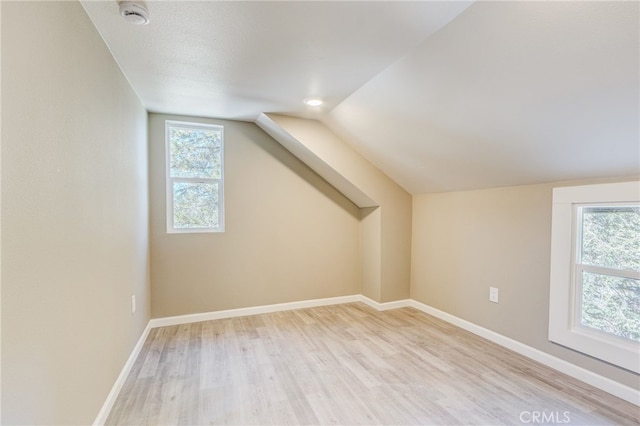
95,294,364,424
408,299,640,406
148,294,362,328
93,322,153,426
95,295,638,424
358,295,411,311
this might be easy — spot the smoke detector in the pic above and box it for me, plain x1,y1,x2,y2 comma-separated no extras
119,1,149,25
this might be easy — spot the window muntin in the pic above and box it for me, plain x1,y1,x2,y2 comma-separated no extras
548,182,640,373
573,205,640,342
166,121,224,233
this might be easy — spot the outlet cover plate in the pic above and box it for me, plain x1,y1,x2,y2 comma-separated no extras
489,287,499,303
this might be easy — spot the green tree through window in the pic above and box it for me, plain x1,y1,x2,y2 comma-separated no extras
578,206,639,341
166,121,224,232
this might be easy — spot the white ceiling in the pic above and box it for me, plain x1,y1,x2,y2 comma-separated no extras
81,1,472,120
82,1,639,194
324,1,640,193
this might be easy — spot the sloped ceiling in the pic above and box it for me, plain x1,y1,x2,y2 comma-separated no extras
81,1,472,120
82,1,639,194
324,1,640,193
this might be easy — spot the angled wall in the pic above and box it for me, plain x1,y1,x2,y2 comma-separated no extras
411,179,640,390
1,2,150,424
149,114,361,318
259,114,412,302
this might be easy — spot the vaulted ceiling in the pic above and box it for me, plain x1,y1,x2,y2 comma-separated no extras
82,1,639,194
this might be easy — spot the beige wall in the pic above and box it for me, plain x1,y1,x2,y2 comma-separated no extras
411,180,639,388
1,2,150,424
2,3,632,423
360,207,381,300
149,114,361,318
265,115,412,303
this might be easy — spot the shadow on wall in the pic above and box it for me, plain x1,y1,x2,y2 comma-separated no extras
237,123,361,218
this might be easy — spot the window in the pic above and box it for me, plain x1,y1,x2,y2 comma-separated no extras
166,121,224,233
549,181,639,372
576,206,639,340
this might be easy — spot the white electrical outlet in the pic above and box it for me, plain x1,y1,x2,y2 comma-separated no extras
489,287,499,303
131,294,136,314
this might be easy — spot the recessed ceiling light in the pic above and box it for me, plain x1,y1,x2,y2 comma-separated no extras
304,98,323,107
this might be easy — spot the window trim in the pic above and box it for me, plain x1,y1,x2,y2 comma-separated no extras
549,181,639,373
165,120,225,234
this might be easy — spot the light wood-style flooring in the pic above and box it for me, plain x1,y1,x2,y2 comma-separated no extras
106,303,639,425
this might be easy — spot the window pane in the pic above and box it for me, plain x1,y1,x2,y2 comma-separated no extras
169,126,222,179
580,271,640,341
580,206,640,271
173,182,219,229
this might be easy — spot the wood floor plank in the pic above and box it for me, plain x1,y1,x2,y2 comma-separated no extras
105,303,639,425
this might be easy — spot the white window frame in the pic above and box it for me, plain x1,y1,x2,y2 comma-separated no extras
549,181,640,373
165,120,225,234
